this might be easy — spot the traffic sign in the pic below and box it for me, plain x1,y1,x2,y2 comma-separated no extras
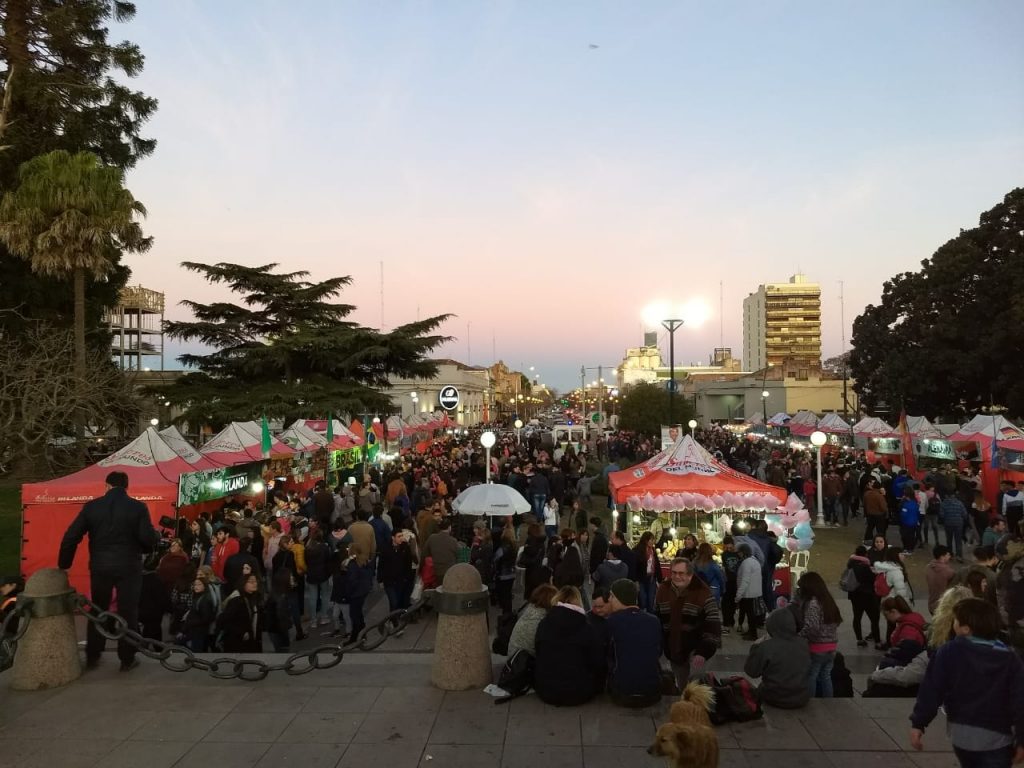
590,412,603,424
439,386,460,410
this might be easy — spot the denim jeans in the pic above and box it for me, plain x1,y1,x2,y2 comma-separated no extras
946,525,964,558
384,583,413,612
808,651,836,697
532,494,547,518
921,515,940,544
638,581,657,613
824,497,838,524
953,744,1014,768
305,580,330,624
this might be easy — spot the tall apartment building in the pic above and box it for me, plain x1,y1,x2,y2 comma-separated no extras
742,274,821,373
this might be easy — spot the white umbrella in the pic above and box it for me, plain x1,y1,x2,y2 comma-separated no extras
452,483,531,516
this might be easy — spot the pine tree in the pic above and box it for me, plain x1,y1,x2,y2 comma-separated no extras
0,0,156,336
155,262,453,426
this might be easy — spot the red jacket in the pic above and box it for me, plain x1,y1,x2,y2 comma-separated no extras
210,538,239,580
890,611,927,648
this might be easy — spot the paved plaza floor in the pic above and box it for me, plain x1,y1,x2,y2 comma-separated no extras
1,525,958,767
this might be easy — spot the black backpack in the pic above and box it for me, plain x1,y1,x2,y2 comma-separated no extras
495,649,534,702
831,652,854,698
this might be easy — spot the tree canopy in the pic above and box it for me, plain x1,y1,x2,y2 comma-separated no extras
849,187,1024,420
617,381,695,436
0,0,155,335
155,262,453,426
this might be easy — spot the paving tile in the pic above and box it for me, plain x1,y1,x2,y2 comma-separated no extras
742,749,836,767
337,741,426,768
16,738,121,768
719,750,750,768
504,711,582,746
304,686,382,713
875,718,952,752
201,711,297,743
581,744,663,767
176,741,272,767
101,740,193,768
233,686,317,713
276,712,365,743
420,744,502,767
59,707,159,740
0,739,44,763
372,686,447,713
429,710,508,744
255,741,347,767
908,752,960,768
0,707,66,739
730,715,817,750
441,689,503,712
828,751,918,767
854,697,918,719
798,698,872,719
350,710,437,745
800,713,901,751
128,710,226,742
158,685,251,713
501,745,583,768
580,711,656,746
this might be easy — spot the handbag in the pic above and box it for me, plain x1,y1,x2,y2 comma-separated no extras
410,575,424,603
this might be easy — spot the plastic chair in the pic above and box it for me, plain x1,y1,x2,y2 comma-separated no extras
788,550,810,583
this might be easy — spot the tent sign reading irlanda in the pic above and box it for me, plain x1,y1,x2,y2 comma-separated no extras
177,461,266,507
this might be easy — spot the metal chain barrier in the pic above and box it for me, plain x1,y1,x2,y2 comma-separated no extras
72,593,428,681
0,592,426,681
0,600,32,672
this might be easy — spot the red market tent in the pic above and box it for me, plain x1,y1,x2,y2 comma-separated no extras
852,417,897,437
200,422,294,465
949,414,1024,445
607,435,789,506
21,428,202,592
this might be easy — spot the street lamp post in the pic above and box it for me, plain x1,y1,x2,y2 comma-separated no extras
514,418,523,444
688,418,697,434
480,431,496,483
762,390,770,428
661,318,684,425
811,430,827,527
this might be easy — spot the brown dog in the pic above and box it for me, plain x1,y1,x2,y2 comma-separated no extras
649,681,718,767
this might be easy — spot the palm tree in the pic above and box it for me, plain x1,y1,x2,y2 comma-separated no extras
0,149,151,383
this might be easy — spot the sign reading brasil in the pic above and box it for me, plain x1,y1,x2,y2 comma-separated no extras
177,461,265,508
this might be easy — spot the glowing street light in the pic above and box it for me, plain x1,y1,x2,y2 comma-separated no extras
811,430,828,527
480,431,496,483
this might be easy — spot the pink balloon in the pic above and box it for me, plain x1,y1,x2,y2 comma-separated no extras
641,493,656,510
786,537,801,552
627,496,641,511
794,509,811,523
711,494,726,509
703,497,716,512
784,493,804,512
779,515,798,528
680,492,695,509
768,522,786,537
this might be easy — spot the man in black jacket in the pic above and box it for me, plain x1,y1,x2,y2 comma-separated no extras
58,471,160,671
588,517,609,579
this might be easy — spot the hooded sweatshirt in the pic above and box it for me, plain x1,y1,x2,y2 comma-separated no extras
744,607,811,709
912,636,1024,748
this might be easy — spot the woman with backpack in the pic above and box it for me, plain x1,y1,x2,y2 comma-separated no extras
796,572,843,698
843,545,881,648
873,546,914,650
879,595,927,667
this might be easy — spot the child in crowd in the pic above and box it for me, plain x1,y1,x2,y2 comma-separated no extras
911,598,1024,766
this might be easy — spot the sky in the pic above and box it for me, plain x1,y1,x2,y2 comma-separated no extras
119,1,1024,391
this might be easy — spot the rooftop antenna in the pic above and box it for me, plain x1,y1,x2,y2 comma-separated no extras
719,280,724,348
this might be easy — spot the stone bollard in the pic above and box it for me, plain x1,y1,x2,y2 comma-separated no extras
429,563,492,691
11,569,81,691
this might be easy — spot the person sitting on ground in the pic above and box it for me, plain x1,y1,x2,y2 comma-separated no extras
533,585,606,707
587,587,612,690
865,586,973,698
744,605,811,709
925,545,956,614
605,578,663,708
910,598,1024,762
879,596,928,669
508,584,557,658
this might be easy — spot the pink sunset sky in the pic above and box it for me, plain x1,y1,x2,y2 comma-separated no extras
117,2,1023,391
